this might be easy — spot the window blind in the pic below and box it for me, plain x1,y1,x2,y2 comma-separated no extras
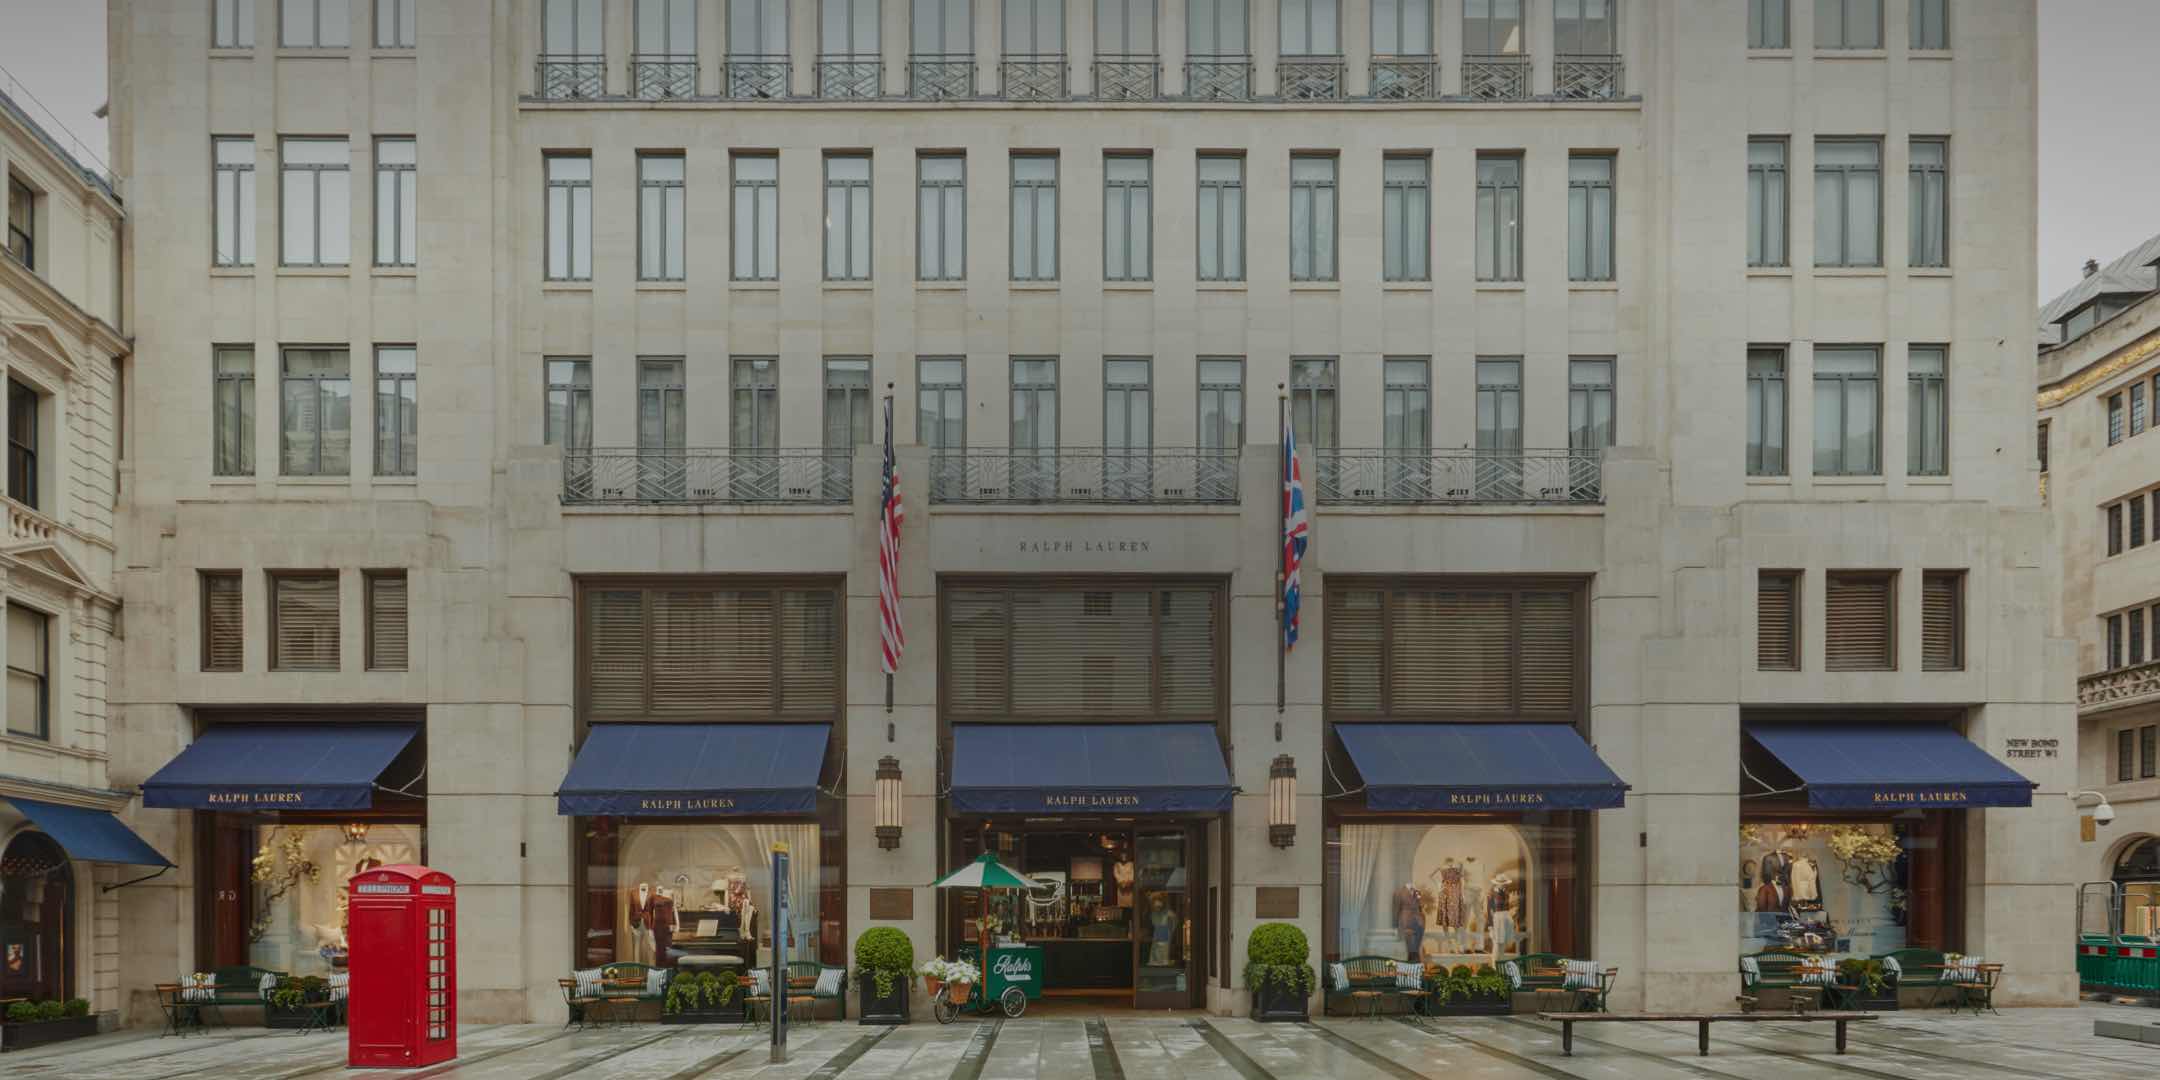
588,589,648,712
1757,572,1798,670
943,584,1221,719
1920,572,1960,672
203,572,244,672
583,583,841,718
367,573,408,671
1393,591,1512,713
272,574,340,671
1324,589,1384,712
1825,573,1893,671
1325,583,1582,717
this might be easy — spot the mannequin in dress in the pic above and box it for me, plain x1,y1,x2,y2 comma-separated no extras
1486,874,1516,966
1392,881,1425,961
630,883,655,964
1430,858,1466,952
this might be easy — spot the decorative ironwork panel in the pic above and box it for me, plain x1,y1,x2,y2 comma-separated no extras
1313,449,1603,505
1370,57,1438,100
1094,57,1160,101
631,56,697,99
1277,57,1344,101
909,56,976,99
1462,54,1530,101
1185,58,1252,101
927,449,1241,505
1000,56,1069,100
818,56,882,99
562,449,852,505
726,57,791,100
1555,54,1623,100
537,56,605,99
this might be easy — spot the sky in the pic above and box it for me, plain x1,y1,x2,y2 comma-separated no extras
1,0,2153,305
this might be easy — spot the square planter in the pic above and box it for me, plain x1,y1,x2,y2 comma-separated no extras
1428,995,1512,1017
1,1015,100,1051
856,972,910,1026
1250,982,1309,1022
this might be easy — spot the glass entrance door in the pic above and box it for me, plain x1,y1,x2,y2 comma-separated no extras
1133,830,1194,1008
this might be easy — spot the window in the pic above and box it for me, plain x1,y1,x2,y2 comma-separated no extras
1569,357,1615,450
1814,139,1880,267
373,138,416,268
1464,0,1524,54
2146,724,2159,778
374,0,415,47
374,346,417,477
1825,571,1894,671
7,380,37,509
281,138,350,267
1097,0,1157,55
1909,138,1947,268
1374,0,1432,54
366,571,408,670
1103,155,1152,282
1553,0,1614,53
1921,571,1962,671
638,154,685,281
1103,359,1152,495
944,583,1223,719
1746,347,1787,476
730,0,789,60
1197,358,1243,460
584,582,843,717
822,0,880,59
1910,0,1946,48
2138,383,2150,437
635,0,697,98
1010,155,1058,281
1567,154,1614,281
215,0,256,47
1325,582,1582,717
920,357,966,497
543,0,605,97
1476,357,1523,452
2121,728,2137,782
2109,613,2124,670
1382,357,1430,453
1814,0,1880,48
1010,359,1059,499
2134,497,2148,550
1812,346,1879,476
914,0,973,59
202,572,244,671
1189,0,1248,55
1382,157,1429,282
820,155,872,282
2,174,34,273
214,137,256,267
545,154,592,281
280,347,351,476
1289,155,1337,282
544,358,592,449
1281,0,1339,56
1907,345,1946,476
271,572,340,671
2037,419,2049,473
281,0,350,47
2108,502,2123,557
731,357,779,452
1476,154,1522,282
918,155,966,281
1758,571,1800,669
637,358,686,499
1749,0,1788,48
214,346,256,476
1004,0,1066,55
1747,138,1786,267
2110,392,2126,445
1289,357,1337,452
6,604,48,738
1197,155,1244,281
824,358,873,449
733,154,779,280
2131,605,2146,666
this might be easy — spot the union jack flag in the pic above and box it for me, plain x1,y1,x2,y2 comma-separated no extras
879,396,905,675
1282,411,1309,651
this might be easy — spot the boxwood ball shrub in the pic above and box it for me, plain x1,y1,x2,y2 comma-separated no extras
1242,922,1315,996
855,927,915,999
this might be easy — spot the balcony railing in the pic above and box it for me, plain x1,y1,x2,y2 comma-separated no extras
1186,56,1253,101
909,55,975,99
563,449,851,505
1001,55,1068,100
537,54,606,99
1555,54,1624,100
928,449,1240,505
1277,56,1344,100
1462,53,1530,100
2082,660,2160,714
1370,56,1439,100
1313,449,1603,505
725,56,791,100
632,54,697,99
1094,56,1160,100
818,55,882,99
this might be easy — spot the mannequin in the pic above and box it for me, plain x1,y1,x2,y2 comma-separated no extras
1789,855,1820,905
1486,874,1516,966
630,883,655,965
1392,881,1425,962
1431,858,1466,947
651,886,679,967
1740,859,1757,912
1148,894,1176,966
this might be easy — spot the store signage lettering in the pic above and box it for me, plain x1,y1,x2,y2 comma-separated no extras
991,954,1035,982
1870,790,1968,804
1446,792,1548,808
1040,794,1143,809
2004,737,2059,759
638,797,735,811
1016,539,1153,554
356,883,411,895
205,791,306,805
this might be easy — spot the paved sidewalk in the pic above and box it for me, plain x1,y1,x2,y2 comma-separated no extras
6,1005,2155,1078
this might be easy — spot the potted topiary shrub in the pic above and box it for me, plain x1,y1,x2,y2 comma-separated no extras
1831,958,1898,1011
0,998,98,1050
264,974,331,1028
1242,923,1314,1022
1427,964,1512,1016
854,927,914,1025
661,969,744,1024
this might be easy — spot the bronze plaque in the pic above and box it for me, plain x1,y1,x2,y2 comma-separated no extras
869,887,914,921
1254,886,1299,920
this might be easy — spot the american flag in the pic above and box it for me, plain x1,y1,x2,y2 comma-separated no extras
1282,410,1309,651
878,395,905,675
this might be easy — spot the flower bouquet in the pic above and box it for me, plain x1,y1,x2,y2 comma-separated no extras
918,956,982,1001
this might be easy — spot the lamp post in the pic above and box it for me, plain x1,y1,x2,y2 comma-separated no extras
876,756,904,850
1269,755,1297,848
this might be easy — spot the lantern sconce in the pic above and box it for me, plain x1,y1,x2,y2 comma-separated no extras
343,822,371,845
1268,755,1297,849
875,756,904,851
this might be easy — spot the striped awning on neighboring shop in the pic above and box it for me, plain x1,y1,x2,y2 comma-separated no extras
1743,723,2035,809
1335,723,1629,812
555,723,830,816
141,723,421,811
1,796,171,866
949,724,1234,815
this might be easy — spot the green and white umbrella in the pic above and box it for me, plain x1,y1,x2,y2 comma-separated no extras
930,852,1036,890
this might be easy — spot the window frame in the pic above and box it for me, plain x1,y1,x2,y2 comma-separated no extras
2110,612,2125,671
213,136,256,267
731,153,781,281
1568,356,1616,451
1475,356,1524,452
1824,569,1896,672
1288,356,1338,453
373,137,417,268
1196,356,1245,452
1909,0,1947,49
637,152,687,282
280,0,351,49
214,0,258,48
1288,153,1338,283
201,571,245,672
2108,501,2124,558
213,345,256,476
6,378,39,511
1567,153,1615,282
1552,0,1616,55
1372,0,1434,56
3,174,31,272
1906,345,1947,477
579,578,848,722
1196,154,1245,282
2121,727,2137,783
823,357,874,450
1813,138,1882,268
1096,0,1158,56
544,357,594,449
374,345,418,477
1475,153,1523,282
1463,0,1525,55
1747,137,1787,268
545,153,593,282
268,570,342,672
730,356,780,452
1002,0,1067,56
1748,0,1788,49
1009,153,1060,282
374,0,416,48
280,137,351,268
1811,345,1881,477
1381,154,1430,283
917,153,967,282
2109,391,2126,446
1746,346,1788,476
821,0,881,56
1920,569,1963,672
823,153,873,282
1187,0,1249,57
1758,570,1801,671
1102,153,1153,283
939,579,1228,723
1814,0,1882,50
1321,577,1587,721
5,601,50,739
1279,0,1340,58
1908,137,1948,268
2145,723,2159,779
278,345,352,477
365,569,409,671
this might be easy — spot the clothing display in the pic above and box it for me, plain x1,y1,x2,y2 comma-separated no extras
1739,822,1910,956
587,822,819,970
239,823,424,978
1790,857,1821,903
1434,863,1466,931
1335,823,1562,965
1392,885,1425,960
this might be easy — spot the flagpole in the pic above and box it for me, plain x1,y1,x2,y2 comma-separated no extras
1277,385,1288,719
883,385,895,716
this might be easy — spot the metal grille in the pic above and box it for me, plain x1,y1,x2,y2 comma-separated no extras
1001,55,1068,100
909,55,975,99
563,449,851,505
818,56,882,99
1554,54,1623,100
927,449,1240,504
1370,57,1438,100
725,56,791,99
1093,57,1160,100
537,55,605,99
1276,57,1344,100
1185,57,1252,100
632,55,698,99
1461,53,1529,100
1313,449,1602,505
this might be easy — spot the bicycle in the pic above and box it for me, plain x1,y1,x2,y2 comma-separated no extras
929,979,1028,1023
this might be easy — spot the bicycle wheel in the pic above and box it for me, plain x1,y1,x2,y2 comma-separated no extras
932,988,958,1025
999,987,1028,1018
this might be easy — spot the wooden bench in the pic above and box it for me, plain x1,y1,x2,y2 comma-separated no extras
1537,1010,1880,1057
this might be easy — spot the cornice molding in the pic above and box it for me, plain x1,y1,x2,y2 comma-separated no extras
2038,328,2160,411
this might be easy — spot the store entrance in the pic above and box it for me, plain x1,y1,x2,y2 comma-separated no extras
949,822,1205,1010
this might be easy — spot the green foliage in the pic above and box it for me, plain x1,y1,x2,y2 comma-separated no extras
5,1001,36,1023
62,999,90,1019
1835,958,1892,997
33,1001,67,1022
4,999,82,1023
662,970,739,1015
855,927,915,1000
1426,965,1509,1006
267,975,330,1010
1241,923,1315,997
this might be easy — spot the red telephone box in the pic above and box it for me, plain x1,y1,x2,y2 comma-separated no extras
346,864,457,1069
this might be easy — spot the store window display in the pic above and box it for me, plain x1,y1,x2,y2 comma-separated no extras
580,819,830,969
1737,819,1953,955
1327,822,1579,966
242,823,424,976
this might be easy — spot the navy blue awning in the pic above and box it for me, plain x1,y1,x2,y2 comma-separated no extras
556,723,829,816
141,723,420,811
1744,723,2035,809
4,796,171,866
949,724,1233,815
1336,723,1629,812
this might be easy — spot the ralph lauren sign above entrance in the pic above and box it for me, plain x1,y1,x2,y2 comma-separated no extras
141,723,422,811
948,724,1234,815
553,723,830,816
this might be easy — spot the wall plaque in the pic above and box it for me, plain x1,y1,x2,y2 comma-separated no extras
868,888,913,921
1254,886,1299,920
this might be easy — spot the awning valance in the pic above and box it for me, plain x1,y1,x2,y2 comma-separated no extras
1744,723,2035,809
555,723,829,816
141,723,421,811
949,724,1233,815
1335,723,1629,812
3,796,171,866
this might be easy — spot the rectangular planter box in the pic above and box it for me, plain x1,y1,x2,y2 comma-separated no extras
1428,997,1512,1017
856,973,910,1026
264,1001,337,1029
1,1015,100,1051
661,1000,746,1024
1250,985,1309,1022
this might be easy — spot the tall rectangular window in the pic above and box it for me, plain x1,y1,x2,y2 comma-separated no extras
1382,156,1429,282
732,154,780,281
1197,155,1245,281
374,0,416,47
638,154,686,281
1907,345,1946,476
824,358,873,449
373,137,416,268
1747,347,1787,476
1011,155,1059,281
1921,571,1962,671
271,572,340,671
636,0,698,98
1814,139,1881,267
545,154,592,281
1103,358,1152,487
281,0,350,48
822,0,881,56
2133,496,2147,550
1004,0,1066,55
2110,392,2126,445
1382,357,1430,452
1288,155,1337,282
202,572,244,672
1909,0,1946,48
2108,502,2124,557
6,604,48,738
3,175,28,272
544,358,592,449
1464,0,1524,54
1197,357,1244,451
1280,0,1339,55
1812,346,1879,476
2121,728,2137,782
1749,0,1788,48
1097,0,1157,55
6,380,36,509
918,155,966,281
1825,571,1894,671
281,348,351,476
1011,357,1059,497
1747,138,1786,267
2109,613,2125,669
1189,0,1248,55
1814,0,1881,48
1289,358,1337,452
366,571,408,670
1909,138,1947,268
374,346,417,477
1103,155,1152,282
281,138,350,267
1567,154,1614,281
824,154,872,281
732,356,779,452
214,137,256,267
920,357,967,499
730,0,789,56
544,0,605,98
215,0,257,48
1374,0,1433,54
2132,608,2146,665
1758,571,1799,670
914,0,973,58
1569,357,1615,449
2136,383,2148,437
638,357,686,500
1476,154,1522,281
1476,358,1523,451
1553,0,1615,53
214,346,256,476
2145,724,2159,778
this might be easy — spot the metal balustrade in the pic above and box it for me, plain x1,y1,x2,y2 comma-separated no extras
818,56,882,99
1000,55,1069,100
1093,56,1160,101
631,55,698,99
1185,57,1252,101
909,55,976,99
562,449,852,505
537,55,605,99
1369,56,1438,100
1555,54,1624,100
1277,56,1344,100
725,56,791,100
1313,449,1603,505
1462,53,1531,100
927,449,1241,505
